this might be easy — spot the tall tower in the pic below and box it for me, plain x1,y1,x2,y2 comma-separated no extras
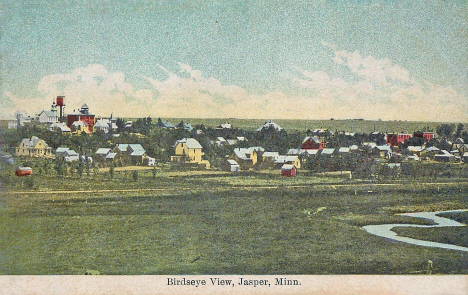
56,96,65,121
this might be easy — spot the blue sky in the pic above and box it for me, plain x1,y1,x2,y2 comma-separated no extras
1,0,467,121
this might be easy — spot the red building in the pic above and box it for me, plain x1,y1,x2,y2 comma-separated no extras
413,131,435,142
15,167,32,176
301,136,326,150
386,133,412,146
281,164,296,177
67,104,95,133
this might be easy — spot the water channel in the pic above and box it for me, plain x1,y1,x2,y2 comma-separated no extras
363,209,468,252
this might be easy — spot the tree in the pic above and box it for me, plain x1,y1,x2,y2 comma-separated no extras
109,162,114,178
152,166,157,180
455,123,464,139
77,156,84,178
132,170,138,181
116,118,125,133
436,124,455,139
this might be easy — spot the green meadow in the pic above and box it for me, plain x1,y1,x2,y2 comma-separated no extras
1,169,467,275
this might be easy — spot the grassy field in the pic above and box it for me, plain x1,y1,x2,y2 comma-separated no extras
1,170,467,275
155,118,463,133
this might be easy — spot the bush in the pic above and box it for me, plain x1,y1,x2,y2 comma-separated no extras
132,170,138,181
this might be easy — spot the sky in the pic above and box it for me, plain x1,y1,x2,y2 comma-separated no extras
1,0,467,121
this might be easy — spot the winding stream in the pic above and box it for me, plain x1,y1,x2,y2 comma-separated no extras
363,209,468,252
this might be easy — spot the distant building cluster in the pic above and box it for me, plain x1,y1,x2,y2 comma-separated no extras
4,98,468,177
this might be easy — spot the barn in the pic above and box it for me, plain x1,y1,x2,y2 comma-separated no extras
281,164,296,177
15,167,32,176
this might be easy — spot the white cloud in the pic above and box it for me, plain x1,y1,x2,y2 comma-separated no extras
2,64,156,118
2,57,466,122
292,44,467,121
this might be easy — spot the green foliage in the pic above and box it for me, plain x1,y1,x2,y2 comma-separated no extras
109,163,114,178
436,124,455,139
132,170,138,181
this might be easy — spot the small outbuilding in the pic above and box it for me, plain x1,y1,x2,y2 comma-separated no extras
281,164,296,177
15,166,32,176
225,159,240,172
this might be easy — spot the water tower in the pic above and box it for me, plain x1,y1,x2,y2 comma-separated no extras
56,96,65,121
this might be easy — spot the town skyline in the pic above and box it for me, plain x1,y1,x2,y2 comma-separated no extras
1,0,467,122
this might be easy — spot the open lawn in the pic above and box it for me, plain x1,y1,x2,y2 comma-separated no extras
0,171,467,275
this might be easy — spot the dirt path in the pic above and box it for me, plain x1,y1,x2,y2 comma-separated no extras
1,181,466,195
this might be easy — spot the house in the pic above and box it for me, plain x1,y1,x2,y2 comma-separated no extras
8,112,32,129
64,149,80,162
406,155,420,161
320,148,335,157
55,147,79,162
157,118,176,129
15,136,53,158
226,139,238,146
71,120,89,133
94,117,117,133
424,146,440,159
215,137,227,147
95,148,112,158
37,110,58,124
218,122,232,129
287,149,303,155
406,146,424,156
176,121,194,131
256,120,282,132
115,144,147,165
386,133,412,146
349,145,359,151
372,145,392,159
224,159,240,172
453,144,468,156
301,136,326,150
95,148,112,165
55,147,71,157
434,150,456,162
1,154,16,165
338,147,350,154
413,131,435,142
281,164,296,177
171,138,204,164
463,152,468,163
262,151,280,167
49,122,71,132
105,152,118,164
67,104,95,133
232,147,265,169
275,155,301,169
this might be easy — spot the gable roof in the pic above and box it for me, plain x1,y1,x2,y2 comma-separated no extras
56,147,70,154
175,138,203,149
338,147,350,153
96,148,111,155
20,136,46,148
302,136,320,144
256,120,282,132
39,110,57,117
275,155,299,164
263,151,280,158
106,152,117,159
321,148,335,155
129,144,145,151
281,164,295,170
